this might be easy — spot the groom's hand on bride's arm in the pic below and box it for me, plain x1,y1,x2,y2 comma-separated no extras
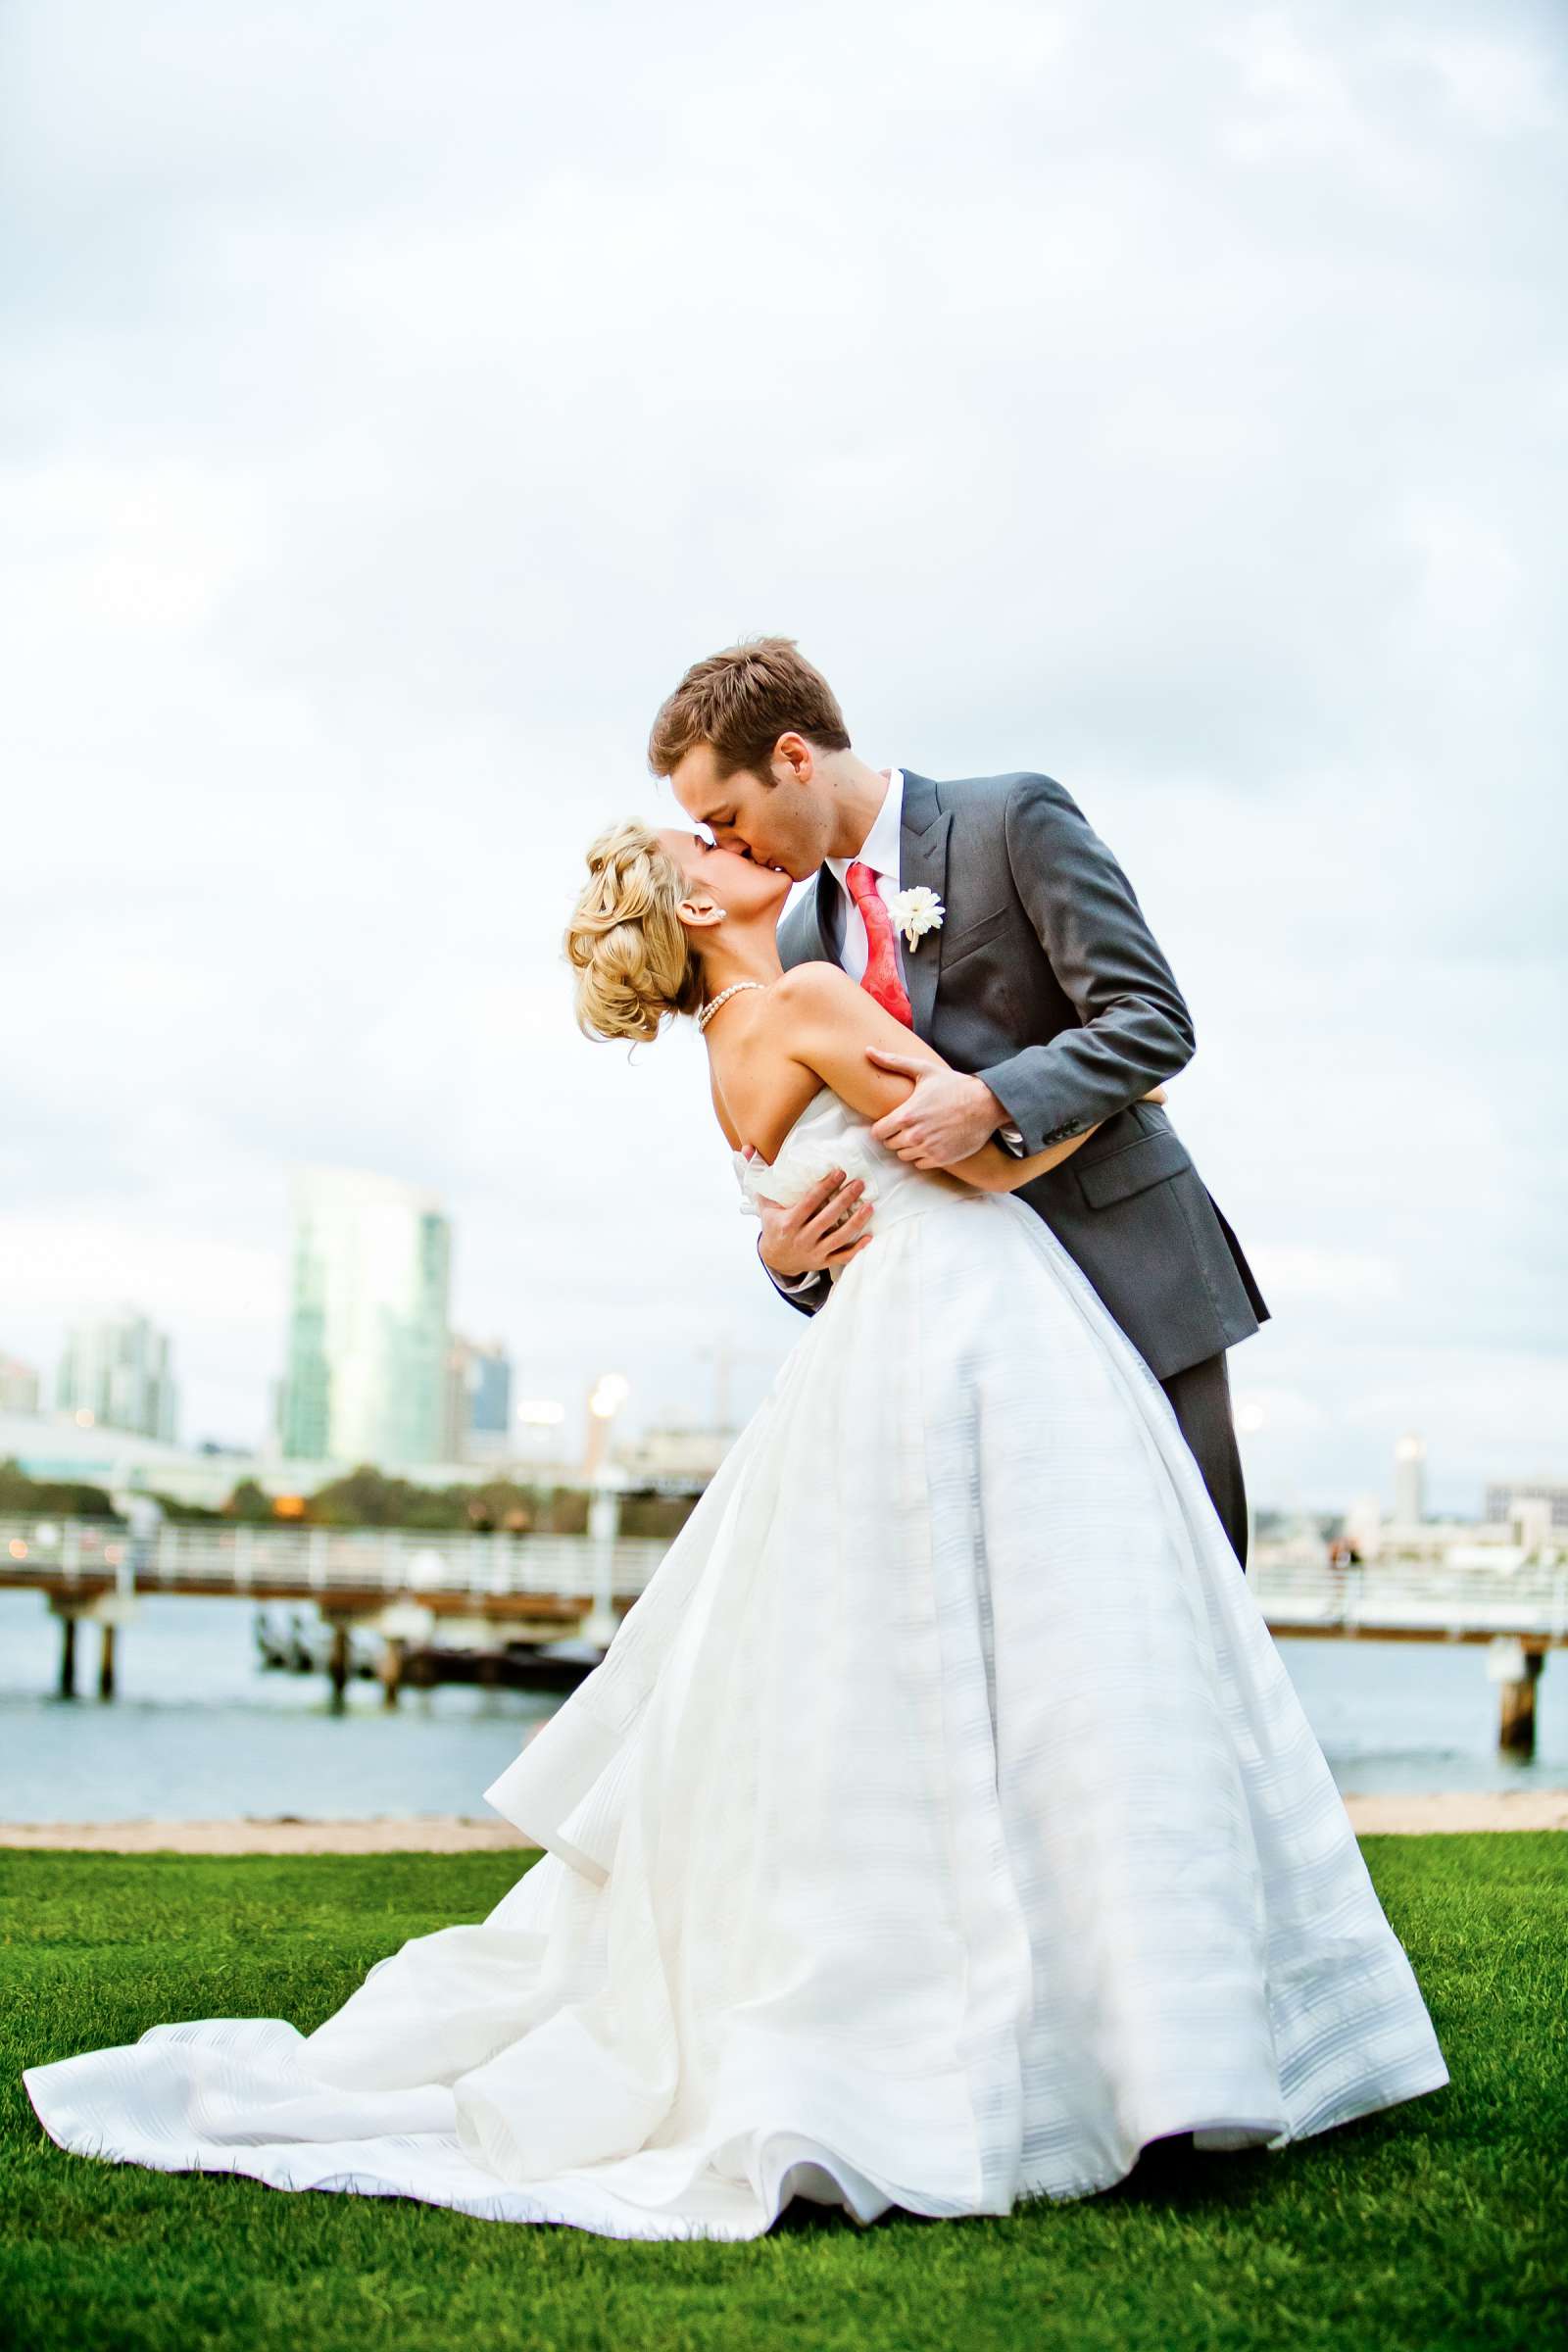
749,1157,875,1280
863,1054,1011,1167
863,1051,1171,1171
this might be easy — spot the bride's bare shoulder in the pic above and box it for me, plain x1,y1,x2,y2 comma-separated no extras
769,961,862,1016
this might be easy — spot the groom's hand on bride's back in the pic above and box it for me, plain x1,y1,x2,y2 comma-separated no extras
745,1153,874,1279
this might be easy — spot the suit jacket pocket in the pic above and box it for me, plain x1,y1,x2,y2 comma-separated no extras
941,906,1011,966
1075,1127,1192,1209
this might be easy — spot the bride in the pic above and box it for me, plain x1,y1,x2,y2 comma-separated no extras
22,817,1448,2243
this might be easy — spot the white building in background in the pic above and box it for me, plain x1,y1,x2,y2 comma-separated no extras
0,1355,40,1415
276,1168,451,1469
1394,1431,1427,1526
614,1423,735,1486
56,1309,177,1443
443,1335,514,1465
1485,1478,1568,1532
1320,1433,1564,1571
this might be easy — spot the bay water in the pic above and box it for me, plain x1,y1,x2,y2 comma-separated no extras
1,1588,1563,1824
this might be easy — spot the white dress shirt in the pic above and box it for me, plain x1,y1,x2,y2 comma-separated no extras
772,768,1023,1294
821,767,910,985
823,765,1021,1149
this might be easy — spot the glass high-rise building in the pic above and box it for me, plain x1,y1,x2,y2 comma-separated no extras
57,1310,177,1442
469,1341,512,1440
278,1168,452,1467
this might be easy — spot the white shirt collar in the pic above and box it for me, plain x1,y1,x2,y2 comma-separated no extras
825,766,904,887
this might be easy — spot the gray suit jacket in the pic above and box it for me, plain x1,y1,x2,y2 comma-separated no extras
765,767,1269,1384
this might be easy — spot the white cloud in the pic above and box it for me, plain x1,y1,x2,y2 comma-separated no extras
1400,26,1566,135
0,0,1561,1506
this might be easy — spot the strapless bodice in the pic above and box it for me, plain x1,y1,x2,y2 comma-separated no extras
733,1086,975,1236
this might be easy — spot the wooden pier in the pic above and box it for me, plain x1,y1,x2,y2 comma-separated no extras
1,1517,664,1712
3,1517,1565,1756
1240,1551,1567,1757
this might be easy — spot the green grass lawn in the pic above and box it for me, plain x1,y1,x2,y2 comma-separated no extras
3,1837,1564,2352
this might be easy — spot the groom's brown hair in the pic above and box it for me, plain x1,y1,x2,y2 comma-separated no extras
647,636,852,782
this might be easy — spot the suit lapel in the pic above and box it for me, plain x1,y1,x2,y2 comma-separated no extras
810,864,840,964
897,769,951,1043
779,770,952,1041
778,875,830,967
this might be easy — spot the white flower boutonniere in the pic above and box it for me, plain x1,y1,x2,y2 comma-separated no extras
888,885,945,951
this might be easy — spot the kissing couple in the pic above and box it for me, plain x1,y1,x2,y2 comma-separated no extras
24,637,1448,2241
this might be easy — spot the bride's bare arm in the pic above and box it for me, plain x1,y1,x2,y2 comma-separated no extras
772,964,1163,1195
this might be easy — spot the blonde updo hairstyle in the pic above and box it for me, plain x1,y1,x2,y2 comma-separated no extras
566,817,709,1044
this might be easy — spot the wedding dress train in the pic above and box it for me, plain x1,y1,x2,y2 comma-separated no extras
23,1087,1448,2239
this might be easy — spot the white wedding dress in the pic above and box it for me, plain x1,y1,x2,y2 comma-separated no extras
23,1086,1448,2240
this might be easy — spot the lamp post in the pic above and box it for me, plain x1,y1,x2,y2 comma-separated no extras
513,1398,565,1536
583,1372,629,1486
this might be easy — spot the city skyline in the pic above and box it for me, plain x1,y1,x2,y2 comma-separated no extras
1,1068,1563,1514
0,1324,1557,1529
1,1275,1560,1529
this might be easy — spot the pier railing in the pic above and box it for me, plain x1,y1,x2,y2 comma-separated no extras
6,1516,1563,1746
0,1516,668,1605
2,1516,1565,1639
1245,1552,1568,1643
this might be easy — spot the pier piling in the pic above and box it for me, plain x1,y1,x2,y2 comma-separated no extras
1488,1638,1544,1758
327,1620,350,1713
379,1637,404,1709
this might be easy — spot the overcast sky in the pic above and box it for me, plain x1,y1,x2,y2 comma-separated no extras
2,0,1563,1514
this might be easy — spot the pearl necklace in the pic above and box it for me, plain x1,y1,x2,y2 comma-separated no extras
696,979,768,1032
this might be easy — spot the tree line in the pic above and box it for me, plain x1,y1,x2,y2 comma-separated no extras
0,1459,695,1541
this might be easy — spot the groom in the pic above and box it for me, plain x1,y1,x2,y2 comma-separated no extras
651,636,1269,1572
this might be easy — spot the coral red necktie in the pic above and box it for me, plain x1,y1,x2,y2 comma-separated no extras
845,860,913,1028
